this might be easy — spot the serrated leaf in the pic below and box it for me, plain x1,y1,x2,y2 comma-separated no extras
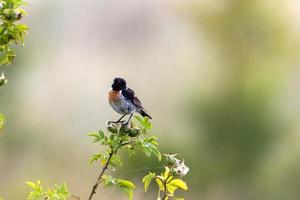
87,132,99,137
134,115,143,125
100,156,108,166
117,179,135,200
127,147,135,157
163,167,170,179
88,130,106,143
0,113,5,129
119,185,134,200
143,117,152,130
155,176,165,191
0,55,9,65
89,153,103,164
26,181,37,189
102,175,117,187
137,138,161,160
142,172,156,192
151,145,161,161
169,179,188,191
110,155,123,167
99,130,105,139
118,179,135,189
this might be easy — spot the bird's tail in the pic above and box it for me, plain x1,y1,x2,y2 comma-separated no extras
139,109,152,119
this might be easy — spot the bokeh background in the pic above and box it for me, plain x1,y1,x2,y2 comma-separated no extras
1,0,300,199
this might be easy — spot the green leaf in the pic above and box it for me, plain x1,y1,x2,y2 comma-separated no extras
26,181,38,189
119,186,134,200
118,179,135,190
151,145,161,161
100,155,108,166
168,179,188,191
155,176,164,191
26,180,43,200
103,176,135,200
99,130,105,138
26,180,70,200
134,115,143,125
102,175,117,187
134,116,152,130
0,55,9,65
163,167,170,179
142,172,156,192
126,146,135,157
110,155,123,167
117,179,135,200
143,117,152,130
137,137,161,161
88,130,106,143
0,113,5,130
89,153,103,164
87,132,98,137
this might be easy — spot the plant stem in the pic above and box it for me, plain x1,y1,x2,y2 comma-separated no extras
88,150,114,200
162,175,171,200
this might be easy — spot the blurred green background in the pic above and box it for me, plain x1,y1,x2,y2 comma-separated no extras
1,0,300,199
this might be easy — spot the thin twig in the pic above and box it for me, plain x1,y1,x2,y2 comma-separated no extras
88,150,114,200
71,194,81,200
162,175,171,200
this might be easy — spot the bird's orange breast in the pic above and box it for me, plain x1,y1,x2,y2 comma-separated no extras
108,89,121,104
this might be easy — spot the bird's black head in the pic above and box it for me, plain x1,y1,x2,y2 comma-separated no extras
112,77,126,91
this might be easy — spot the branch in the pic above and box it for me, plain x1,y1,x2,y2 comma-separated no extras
71,194,81,200
162,175,171,200
88,150,114,200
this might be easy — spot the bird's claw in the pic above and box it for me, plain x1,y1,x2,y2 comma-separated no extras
121,122,129,127
108,120,125,125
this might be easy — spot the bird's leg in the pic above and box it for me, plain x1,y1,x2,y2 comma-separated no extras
123,114,133,126
109,114,127,124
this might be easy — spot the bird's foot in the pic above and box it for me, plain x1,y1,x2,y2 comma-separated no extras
108,120,125,125
121,122,129,127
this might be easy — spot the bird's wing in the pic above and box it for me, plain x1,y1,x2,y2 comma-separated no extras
122,88,143,108
133,96,143,109
122,88,135,100
133,96,152,119
122,88,152,119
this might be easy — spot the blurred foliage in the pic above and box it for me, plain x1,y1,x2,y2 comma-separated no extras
0,0,28,70
0,0,298,199
192,91,279,183
26,180,70,200
0,113,4,130
186,0,295,197
0,0,28,133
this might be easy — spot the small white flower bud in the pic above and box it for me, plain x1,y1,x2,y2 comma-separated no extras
0,72,8,86
173,160,189,177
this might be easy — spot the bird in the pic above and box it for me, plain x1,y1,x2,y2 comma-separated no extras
108,77,152,124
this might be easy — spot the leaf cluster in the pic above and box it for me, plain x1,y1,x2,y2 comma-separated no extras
142,155,189,200
87,116,161,200
102,175,136,200
88,116,161,165
26,180,70,200
0,0,28,87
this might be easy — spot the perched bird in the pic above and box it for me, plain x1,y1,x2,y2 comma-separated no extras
108,77,152,124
